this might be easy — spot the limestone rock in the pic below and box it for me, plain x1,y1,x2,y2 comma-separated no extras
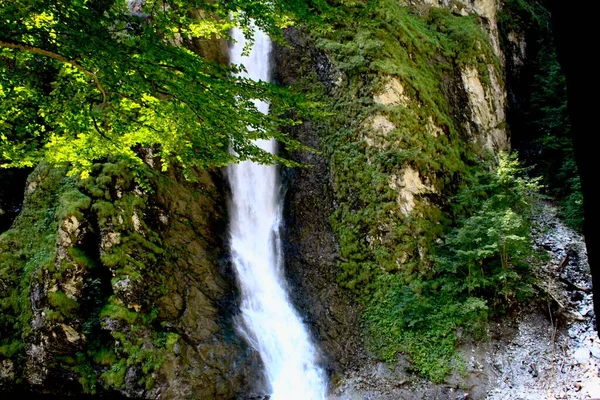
389,167,435,216
461,65,508,151
374,78,409,106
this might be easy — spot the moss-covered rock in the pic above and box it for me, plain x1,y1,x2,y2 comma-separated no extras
0,159,260,398
274,0,510,384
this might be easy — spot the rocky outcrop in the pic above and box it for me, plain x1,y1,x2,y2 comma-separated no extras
0,161,260,398
147,167,262,399
461,64,508,151
405,0,508,152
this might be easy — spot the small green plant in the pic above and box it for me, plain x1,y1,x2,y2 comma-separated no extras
102,359,127,389
93,347,117,366
48,290,79,314
100,302,139,325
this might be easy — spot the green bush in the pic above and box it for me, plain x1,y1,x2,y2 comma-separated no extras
437,152,541,307
365,153,541,380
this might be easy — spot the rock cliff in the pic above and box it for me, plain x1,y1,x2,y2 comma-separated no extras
273,0,509,386
1,0,575,398
0,161,261,398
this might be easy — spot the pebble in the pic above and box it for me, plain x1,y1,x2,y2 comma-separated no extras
574,348,591,364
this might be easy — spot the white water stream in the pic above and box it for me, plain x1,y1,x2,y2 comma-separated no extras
227,27,327,399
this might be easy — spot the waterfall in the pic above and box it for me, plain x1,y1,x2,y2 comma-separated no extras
227,27,327,399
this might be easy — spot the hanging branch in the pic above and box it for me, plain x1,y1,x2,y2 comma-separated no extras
0,39,107,103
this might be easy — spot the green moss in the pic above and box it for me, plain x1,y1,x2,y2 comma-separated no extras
0,164,67,358
68,247,95,269
56,188,92,221
101,359,127,389
75,361,98,394
100,302,139,325
0,159,174,393
296,0,509,380
69,160,174,394
93,347,117,366
48,290,80,317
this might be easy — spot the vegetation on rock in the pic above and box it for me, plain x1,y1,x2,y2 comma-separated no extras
0,157,250,396
288,0,546,381
366,152,541,380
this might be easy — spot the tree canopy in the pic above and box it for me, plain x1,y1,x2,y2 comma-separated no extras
0,0,317,177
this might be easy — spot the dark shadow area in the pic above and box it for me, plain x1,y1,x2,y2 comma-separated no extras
546,0,598,335
0,167,32,232
0,390,129,399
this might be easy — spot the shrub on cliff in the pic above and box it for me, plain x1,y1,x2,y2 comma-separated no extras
366,152,542,381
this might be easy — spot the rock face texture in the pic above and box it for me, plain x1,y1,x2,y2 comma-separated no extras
271,0,511,393
0,162,261,398
1,0,561,398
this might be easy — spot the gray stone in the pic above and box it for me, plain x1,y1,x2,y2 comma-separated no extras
573,348,590,364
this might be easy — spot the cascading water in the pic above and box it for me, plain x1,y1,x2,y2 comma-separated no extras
227,27,327,399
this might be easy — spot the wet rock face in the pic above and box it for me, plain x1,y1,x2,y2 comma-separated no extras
273,28,366,378
149,168,263,399
279,123,366,376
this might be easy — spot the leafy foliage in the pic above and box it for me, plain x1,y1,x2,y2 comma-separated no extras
438,152,541,305
0,0,321,176
366,153,541,380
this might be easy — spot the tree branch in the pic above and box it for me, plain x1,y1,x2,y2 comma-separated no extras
0,40,107,103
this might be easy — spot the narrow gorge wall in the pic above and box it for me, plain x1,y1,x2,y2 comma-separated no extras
1,0,516,398
275,0,511,387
